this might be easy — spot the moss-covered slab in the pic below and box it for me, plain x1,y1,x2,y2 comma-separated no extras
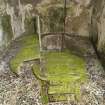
33,50,89,103
10,34,40,73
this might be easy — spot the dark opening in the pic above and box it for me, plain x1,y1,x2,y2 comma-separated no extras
32,17,37,34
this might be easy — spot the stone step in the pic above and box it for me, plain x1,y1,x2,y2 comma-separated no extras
48,93,76,102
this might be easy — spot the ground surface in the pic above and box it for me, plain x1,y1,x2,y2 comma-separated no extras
0,34,105,105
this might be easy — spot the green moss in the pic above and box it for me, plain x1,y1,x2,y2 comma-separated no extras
49,94,67,102
41,81,49,105
41,95,49,104
44,50,88,95
10,34,40,73
33,50,88,102
32,64,49,104
44,50,86,76
33,64,47,81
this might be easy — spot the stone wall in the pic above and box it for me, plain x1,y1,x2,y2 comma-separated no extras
42,34,62,51
91,0,105,53
36,0,92,37
65,0,92,37
38,0,105,55
0,0,43,53
0,0,105,55
0,15,13,52
0,0,42,39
